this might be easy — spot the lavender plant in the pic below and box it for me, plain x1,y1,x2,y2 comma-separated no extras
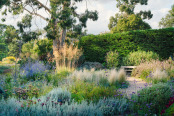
20,60,50,81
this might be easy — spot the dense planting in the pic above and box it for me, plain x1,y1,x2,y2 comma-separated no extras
132,58,174,84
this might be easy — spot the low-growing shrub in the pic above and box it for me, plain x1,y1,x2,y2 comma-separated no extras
14,81,53,100
0,97,103,116
163,103,174,115
98,98,129,115
46,88,71,103
20,60,50,81
151,68,169,84
131,83,173,115
2,56,16,64
122,50,159,66
69,81,120,103
132,58,174,83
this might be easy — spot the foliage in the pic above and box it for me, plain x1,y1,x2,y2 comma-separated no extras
46,88,71,103
54,43,83,69
98,98,129,115
69,81,120,103
21,41,36,59
115,0,153,18
1,0,99,70
14,82,53,100
34,39,53,61
0,97,103,116
70,68,128,88
48,69,70,87
106,50,120,68
8,42,20,57
19,60,50,81
2,56,16,64
111,14,151,33
0,42,8,61
108,69,127,86
131,83,173,115
159,4,174,28
21,39,53,61
163,102,174,115
108,0,152,32
0,65,11,74
132,58,174,83
122,50,159,66
79,28,174,63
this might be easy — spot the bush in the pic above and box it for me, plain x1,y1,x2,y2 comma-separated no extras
20,60,50,81
106,50,120,68
98,98,129,115
132,59,174,83
13,81,53,100
46,88,71,103
79,28,174,63
69,81,120,103
122,50,159,66
151,68,169,84
2,56,16,64
131,83,173,115
163,103,174,115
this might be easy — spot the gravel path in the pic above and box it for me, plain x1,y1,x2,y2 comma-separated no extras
118,77,152,99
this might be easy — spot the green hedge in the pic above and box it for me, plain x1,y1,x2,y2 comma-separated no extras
79,28,174,63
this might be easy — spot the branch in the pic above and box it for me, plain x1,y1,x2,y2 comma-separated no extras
11,1,47,21
33,0,51,13
23,7,47,21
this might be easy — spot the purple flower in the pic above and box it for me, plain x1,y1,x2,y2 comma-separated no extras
20,60,50,79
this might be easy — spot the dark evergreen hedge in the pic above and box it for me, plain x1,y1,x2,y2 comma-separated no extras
79,28,174,63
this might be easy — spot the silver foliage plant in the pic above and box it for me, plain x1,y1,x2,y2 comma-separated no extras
0,88,129,116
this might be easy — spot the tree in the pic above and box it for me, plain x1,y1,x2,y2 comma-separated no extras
109,0,152,32
159,4,174,28
111,14,151,33
0,0,98,69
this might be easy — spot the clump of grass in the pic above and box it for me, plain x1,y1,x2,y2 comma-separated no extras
54,43,83,70
118,68,127,84
108,69,127,85
108,69,118,85
151,68,169,83
132,58,174,83
69,68,127,88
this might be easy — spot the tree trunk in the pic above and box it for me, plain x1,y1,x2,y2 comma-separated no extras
53,28,66,70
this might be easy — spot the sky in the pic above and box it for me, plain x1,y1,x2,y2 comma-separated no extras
0,0,173,35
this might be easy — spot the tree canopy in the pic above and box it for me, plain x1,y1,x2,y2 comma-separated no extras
111,14,151,33
108,0,152,33
159,4,174,28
